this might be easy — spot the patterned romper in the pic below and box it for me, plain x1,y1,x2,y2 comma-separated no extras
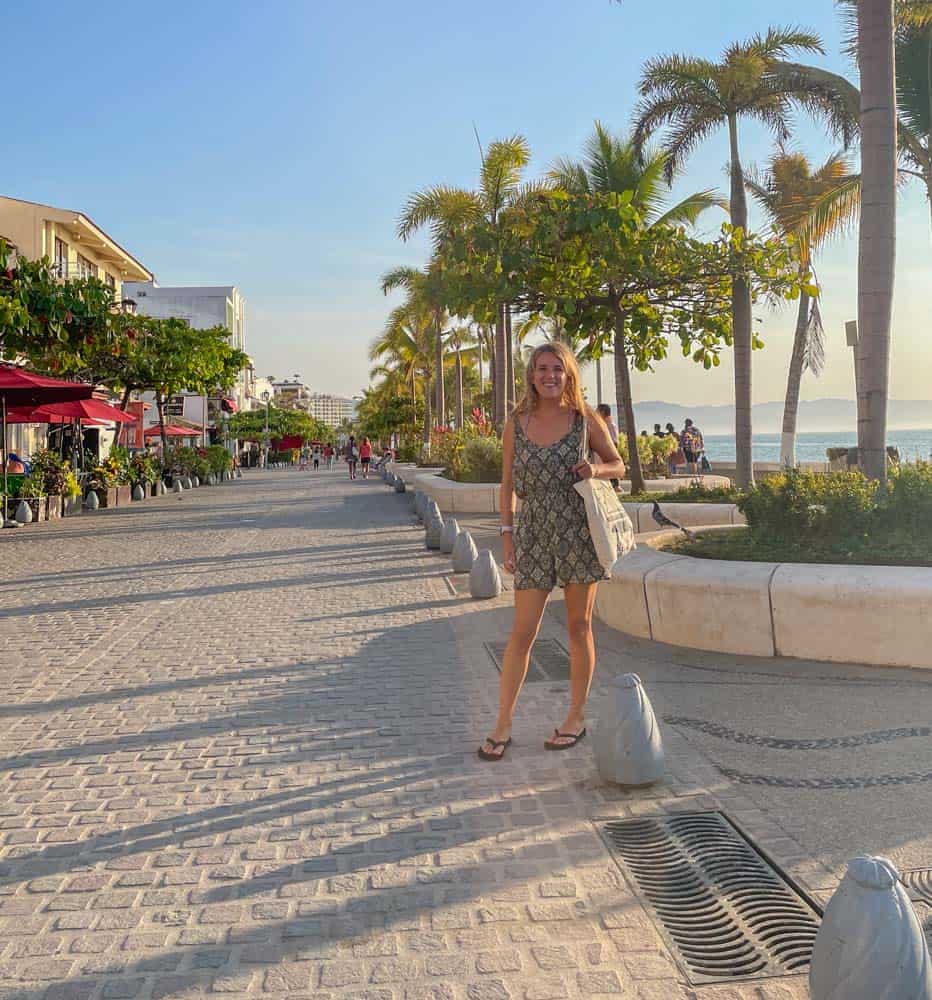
513,411,606,591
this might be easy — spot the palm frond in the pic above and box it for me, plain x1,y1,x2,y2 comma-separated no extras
480,135,531,215
725,25,824,63
896,25,932,151
659,112,724,180
795,172,861,250
548,157,591,193
396,185,482,243
380,265,422,296
652,188,728,226
769,62,861,146
802,297,825,376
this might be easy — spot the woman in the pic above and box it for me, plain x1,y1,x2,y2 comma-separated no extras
359,437,373,479
665,422,684,475
345,436,358,480
324,443,335,471
479,342,626,762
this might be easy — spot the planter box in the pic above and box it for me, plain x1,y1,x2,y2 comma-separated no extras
87,487,118,508
62,495,82,517
115,485,132,506
5,496,45,522
45,495,63,520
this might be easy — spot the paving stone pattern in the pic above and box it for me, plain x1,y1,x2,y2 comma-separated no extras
0,473,815,999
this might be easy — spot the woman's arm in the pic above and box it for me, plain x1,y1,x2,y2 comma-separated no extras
574,412,626,481
499,418,516,524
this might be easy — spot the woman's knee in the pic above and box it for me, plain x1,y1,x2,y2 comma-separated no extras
566,615,593,644
509,623,540,653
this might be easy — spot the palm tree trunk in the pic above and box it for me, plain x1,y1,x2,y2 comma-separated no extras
728,113,755,490
423,378,432,447
857,0,897,484
505,303,515,415
494,304,507,428
434,312,445,428
612,304,646,494
780,289,811,468
455,346,464,429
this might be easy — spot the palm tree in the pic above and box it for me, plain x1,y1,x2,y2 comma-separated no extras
745,148,860,467
369,298,437,445
550,121,725,492
633,28,841,488
380,264,451,430
397,135,539,427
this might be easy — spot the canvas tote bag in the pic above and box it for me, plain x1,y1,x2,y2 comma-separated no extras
573,415,635,575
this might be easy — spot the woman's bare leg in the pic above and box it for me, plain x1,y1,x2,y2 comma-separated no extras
480,588,550,756
550,582,598,744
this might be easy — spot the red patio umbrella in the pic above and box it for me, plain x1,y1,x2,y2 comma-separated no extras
1,365,94,524
31,399,137,424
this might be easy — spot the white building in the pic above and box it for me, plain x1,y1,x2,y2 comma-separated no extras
306,393,357,428
123,281,248,410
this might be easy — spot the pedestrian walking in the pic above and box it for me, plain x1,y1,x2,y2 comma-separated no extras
680,418,705,475
478,342,626,762
359,437,373,479
324,443,335,470
345,436,358,480
595,403,621,492
312,444,321,471
665,422,685,474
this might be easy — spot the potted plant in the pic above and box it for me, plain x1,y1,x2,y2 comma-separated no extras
10,472,47,522
29,450,66,520
110,447,133,506
86,462,118,508
62,467,82,516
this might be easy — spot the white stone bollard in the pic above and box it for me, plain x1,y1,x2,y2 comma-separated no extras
15,500,33,524
425,512,444,549
424,500,441,527
440,517,459,554
593,674,664,786
132,484,145,501
193,475,200,487
414,492,426,521
469,550,502,599
810,855,932,1000
85,490,99,510
174,480,184,494
451,530,478,573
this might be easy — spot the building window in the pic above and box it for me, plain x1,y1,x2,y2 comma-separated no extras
54,238,68,276
104,273,116,290
76,254,98,280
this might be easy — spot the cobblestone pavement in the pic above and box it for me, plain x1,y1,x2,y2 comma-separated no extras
0,471,925,999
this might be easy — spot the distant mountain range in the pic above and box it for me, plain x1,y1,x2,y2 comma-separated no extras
619,398,932,434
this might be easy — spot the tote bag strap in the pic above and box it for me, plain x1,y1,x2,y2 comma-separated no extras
578,411,588,464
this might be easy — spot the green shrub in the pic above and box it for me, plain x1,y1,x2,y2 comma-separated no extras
883,461,932,535
62,468,81,499
129,452,159,486
394,443,419,463
456,436,503,482
739,469,877,550
29,450,66,495
109,446,133,485
205,445,233,475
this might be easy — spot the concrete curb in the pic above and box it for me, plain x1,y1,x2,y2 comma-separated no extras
594,532,932,669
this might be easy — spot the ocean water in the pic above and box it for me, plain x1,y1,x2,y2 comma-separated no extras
699,429,932,465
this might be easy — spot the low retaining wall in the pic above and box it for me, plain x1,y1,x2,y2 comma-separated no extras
389,465,735,519
594,531,932,669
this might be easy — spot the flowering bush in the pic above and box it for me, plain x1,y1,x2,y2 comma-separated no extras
29,450,66,495
129,452,160,485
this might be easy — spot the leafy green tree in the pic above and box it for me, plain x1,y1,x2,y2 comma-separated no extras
228,405,329,445
445,191,805,493
549,121,725,487
745,148,860,467
633,27,841,487
0,241,117,371
396,135,540,426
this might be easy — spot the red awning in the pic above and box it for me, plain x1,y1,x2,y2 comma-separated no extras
220,396,238,413
144,424,201,438
0,364,93,406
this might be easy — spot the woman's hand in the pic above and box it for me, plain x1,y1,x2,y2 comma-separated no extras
572,460,596,481
502,533,516,574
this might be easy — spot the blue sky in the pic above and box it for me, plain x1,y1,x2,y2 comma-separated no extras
5,0,930,408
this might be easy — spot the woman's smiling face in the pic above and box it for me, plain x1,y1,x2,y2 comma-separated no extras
532,351,566,402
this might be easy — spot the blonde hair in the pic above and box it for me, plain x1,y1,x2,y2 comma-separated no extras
513,341,589,419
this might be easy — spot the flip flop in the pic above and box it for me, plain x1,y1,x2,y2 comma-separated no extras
544,727,587,751
477,737,512,762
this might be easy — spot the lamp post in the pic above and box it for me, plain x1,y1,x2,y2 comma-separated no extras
261,390,270,469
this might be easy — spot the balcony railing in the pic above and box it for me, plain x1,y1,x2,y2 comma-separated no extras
52,260,117,287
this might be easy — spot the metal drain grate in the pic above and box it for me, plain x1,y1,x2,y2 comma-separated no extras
597,812,822,985
902,869,932,906
484,639,570,683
